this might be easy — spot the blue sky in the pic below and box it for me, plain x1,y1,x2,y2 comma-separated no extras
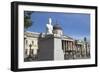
25,11,90,40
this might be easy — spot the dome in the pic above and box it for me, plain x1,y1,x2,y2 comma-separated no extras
53,24,62,30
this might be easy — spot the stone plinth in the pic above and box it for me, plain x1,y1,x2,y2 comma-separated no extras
38,35,54,61
54,36,64,60
37,35,64,61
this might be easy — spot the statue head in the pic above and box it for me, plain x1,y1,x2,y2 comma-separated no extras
49,17,52,25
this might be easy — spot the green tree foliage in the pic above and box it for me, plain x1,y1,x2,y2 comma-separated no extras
24,11,33,29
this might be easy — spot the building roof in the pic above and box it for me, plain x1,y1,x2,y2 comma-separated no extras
62,35,74,41
24,31,40,38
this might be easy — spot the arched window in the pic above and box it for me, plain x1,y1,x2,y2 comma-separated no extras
25,49,28,55
26,40,28,45
32,41,34,45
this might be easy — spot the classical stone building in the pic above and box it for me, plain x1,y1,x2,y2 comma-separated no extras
24,18,90,61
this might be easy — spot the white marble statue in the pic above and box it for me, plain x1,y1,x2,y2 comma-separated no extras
46,18,53,35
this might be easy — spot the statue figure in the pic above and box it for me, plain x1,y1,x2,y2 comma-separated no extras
46,18,53,35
